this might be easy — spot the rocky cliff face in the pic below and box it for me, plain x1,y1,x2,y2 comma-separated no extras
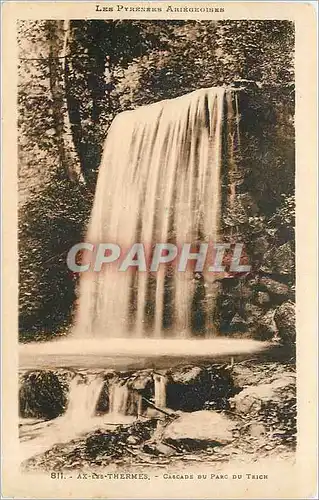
212,90,295,346
214,248,295,344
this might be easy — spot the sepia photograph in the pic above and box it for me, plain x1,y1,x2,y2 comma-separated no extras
1,2,317,498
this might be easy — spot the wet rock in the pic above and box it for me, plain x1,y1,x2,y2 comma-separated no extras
237,193,258,213
127,370,154,410
167,366,211,411
85,430,114,459
206,367,237,410
258,277,289,299
220,277,240,292
95,382,109,414
274,301,296,344
84,419,158,460
167,365,235,412
253,309,278,340
162,411,236,449
215,278,259,332
128,371,154,392
96,371,122,414
169,366,204,385
261,242,295,275
246,275,259,288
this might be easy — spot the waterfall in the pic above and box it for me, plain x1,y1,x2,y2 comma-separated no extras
75,87,240,339
109,379,130,416
65,375,134,420
64,374,105,423
19,374,135,462
154,373,167,408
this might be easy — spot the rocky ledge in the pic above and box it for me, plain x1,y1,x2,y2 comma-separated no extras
20,359,296,471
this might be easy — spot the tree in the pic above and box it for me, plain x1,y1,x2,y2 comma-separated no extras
47,20,85,183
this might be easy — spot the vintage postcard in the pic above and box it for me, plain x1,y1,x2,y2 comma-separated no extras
1,1,318,498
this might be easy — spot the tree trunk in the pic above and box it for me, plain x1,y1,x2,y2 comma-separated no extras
47,20,85,184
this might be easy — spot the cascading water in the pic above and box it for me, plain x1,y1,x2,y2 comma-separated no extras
75,87,239,339
154,373,167,408
65,374,105,422
20,374,135,462
109,379,130,416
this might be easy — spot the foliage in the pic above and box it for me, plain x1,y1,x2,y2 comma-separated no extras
270,194,295,232
223,191,295,248
19,176,93,339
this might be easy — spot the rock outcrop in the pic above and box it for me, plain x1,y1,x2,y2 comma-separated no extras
19,370,70,419
261,242,295,276
274,301,296,343
162,410,236,449
230,374,295,415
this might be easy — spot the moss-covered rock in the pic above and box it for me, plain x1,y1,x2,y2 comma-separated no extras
19,370,70,419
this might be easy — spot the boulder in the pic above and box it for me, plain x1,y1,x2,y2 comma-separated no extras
253,309,278,341
128,370,154,392
166,366,211,411
230,375,296,415
238,283,254,300
251,236,270,258
19,370,69,419
162,411,236,449
248,422,266,437
258,277,289,299
95,381,109,414
255,291,270,306
244,303,264,328
274,301,296,343
169,365,205,385
230,313,247,332
261,242,295,275
230,374,297,444
167,365,235,412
